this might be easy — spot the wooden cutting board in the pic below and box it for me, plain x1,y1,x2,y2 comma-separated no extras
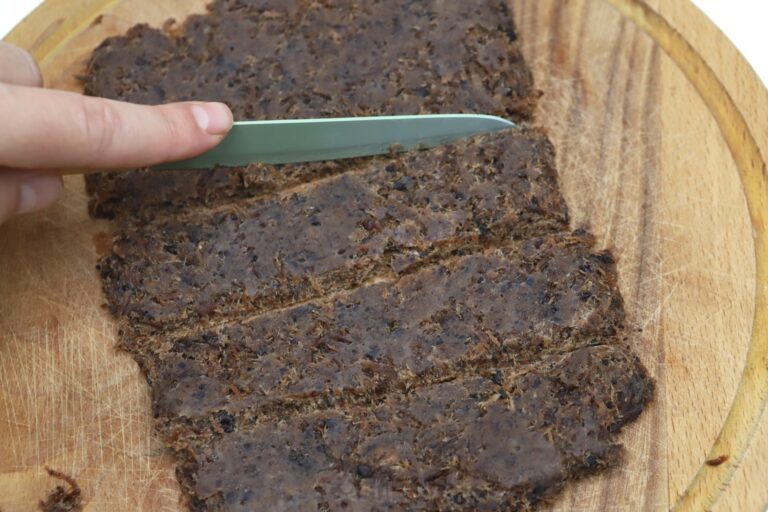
1,1,767,510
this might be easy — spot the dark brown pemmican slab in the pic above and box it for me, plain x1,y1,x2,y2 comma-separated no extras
83,1,655,510
171,346,652,512
136,231,623,422
99,130,568,335
83,0,539,220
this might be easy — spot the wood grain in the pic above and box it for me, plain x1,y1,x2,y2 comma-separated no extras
1,1,766,510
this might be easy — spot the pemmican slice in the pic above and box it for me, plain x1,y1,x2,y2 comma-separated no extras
171,346,652,512
99,130,568,335
83,0,539,220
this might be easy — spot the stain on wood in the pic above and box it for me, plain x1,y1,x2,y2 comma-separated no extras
92,232,112,256
705,455,729,467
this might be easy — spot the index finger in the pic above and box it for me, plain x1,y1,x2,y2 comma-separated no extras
0,83,233,170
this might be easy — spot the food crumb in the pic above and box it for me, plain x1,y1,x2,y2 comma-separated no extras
163,18,179,35
705,454,729,467
38,467,83,512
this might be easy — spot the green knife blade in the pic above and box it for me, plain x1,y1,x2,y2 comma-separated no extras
155,114,516,170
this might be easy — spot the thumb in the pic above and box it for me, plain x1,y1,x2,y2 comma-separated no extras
0,83,233,170
0,171,62,224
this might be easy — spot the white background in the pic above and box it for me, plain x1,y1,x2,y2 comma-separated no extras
1,1,766,87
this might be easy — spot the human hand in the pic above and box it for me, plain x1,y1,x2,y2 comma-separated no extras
0,41,233,225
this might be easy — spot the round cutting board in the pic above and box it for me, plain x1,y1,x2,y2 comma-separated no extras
2,1,767,510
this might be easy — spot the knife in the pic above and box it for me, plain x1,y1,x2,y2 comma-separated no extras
154,114,516,170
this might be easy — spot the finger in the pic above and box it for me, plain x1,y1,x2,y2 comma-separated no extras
0,42,43,87
0,83,233,170
0,171,62,225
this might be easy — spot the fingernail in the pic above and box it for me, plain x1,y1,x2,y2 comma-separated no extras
191,103,233,136
17,175,63,215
